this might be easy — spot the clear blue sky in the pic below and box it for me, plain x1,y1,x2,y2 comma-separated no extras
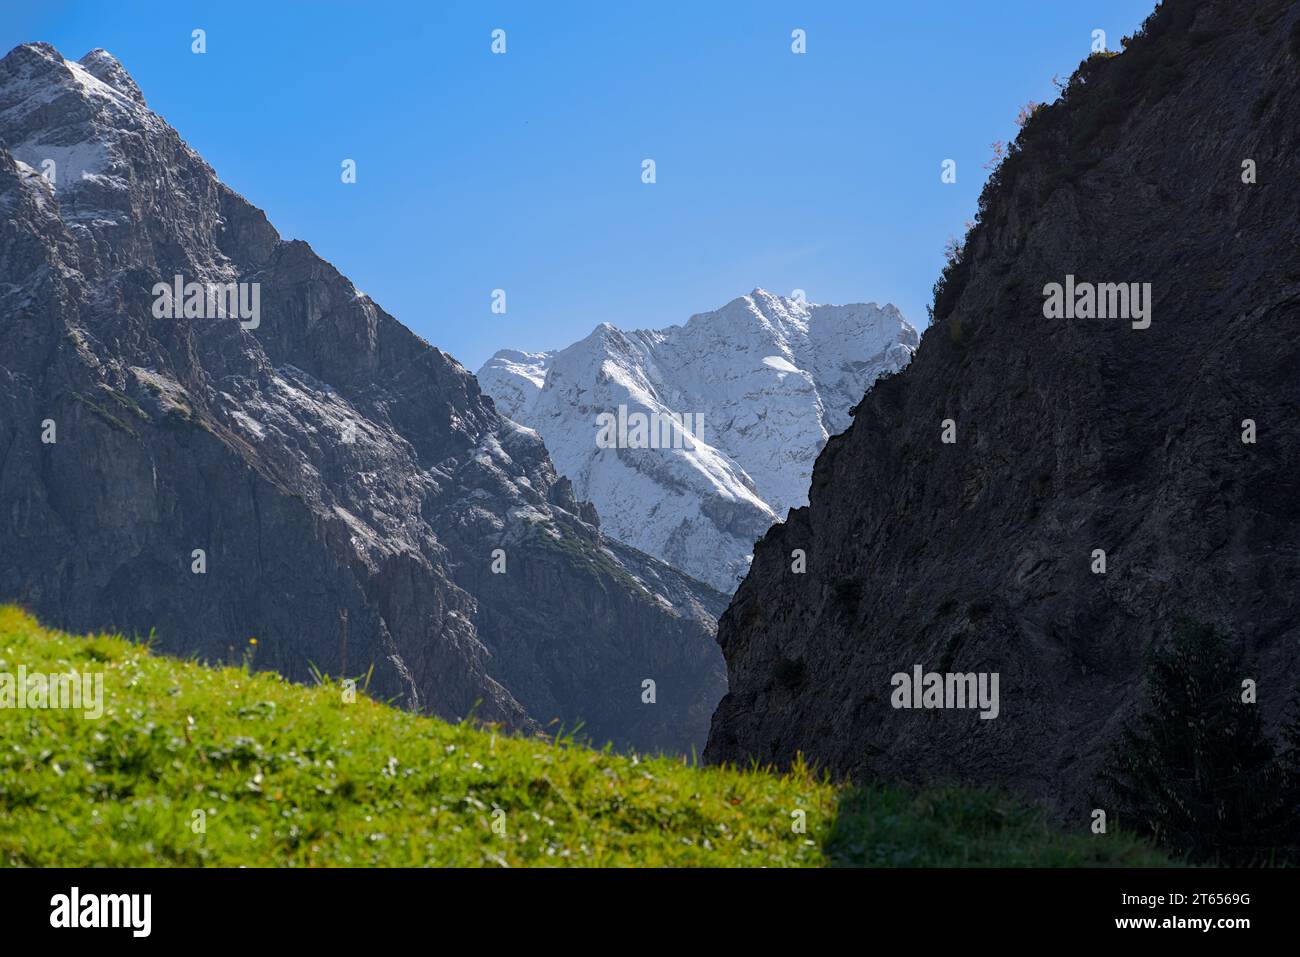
4,1,1156,371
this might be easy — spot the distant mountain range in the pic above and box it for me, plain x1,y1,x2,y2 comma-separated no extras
477,290,916,590
0,42,727,753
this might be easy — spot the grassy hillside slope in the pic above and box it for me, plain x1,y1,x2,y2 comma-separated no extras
0,607,1167,867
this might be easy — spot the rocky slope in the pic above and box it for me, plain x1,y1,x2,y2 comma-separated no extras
0,42,727,753
477,292,916,590
705,0,1300,815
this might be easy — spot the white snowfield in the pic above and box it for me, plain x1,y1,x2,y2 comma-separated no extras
477,289,917,591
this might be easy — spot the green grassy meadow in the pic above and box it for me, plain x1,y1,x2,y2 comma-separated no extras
0,606,1168,867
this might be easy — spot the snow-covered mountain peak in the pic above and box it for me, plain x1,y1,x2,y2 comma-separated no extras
0,44,179,203
477,292,917,590
2,43,143,125
77,48,146,105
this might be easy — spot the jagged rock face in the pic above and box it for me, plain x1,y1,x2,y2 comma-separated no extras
477,292,916,591
0,43,727,753
705,0,1300,814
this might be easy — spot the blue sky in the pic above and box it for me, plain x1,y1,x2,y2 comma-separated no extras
4,1,1157,371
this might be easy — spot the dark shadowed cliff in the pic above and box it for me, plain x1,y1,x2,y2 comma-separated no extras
0,42,726,753
705,0,1300,814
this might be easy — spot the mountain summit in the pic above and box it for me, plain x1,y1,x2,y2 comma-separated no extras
477,290,916,590
0,43,727,752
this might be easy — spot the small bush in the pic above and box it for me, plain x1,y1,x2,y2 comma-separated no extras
1014,101,1044,129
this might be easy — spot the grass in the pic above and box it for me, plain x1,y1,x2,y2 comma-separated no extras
68,391,137,437
528,521,648,599
0,606,1169,867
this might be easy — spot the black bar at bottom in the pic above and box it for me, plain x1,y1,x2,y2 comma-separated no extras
0,866,1286,944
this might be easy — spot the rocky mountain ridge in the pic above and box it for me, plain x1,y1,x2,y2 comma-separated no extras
704,0,1300,814
0,42,727,753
